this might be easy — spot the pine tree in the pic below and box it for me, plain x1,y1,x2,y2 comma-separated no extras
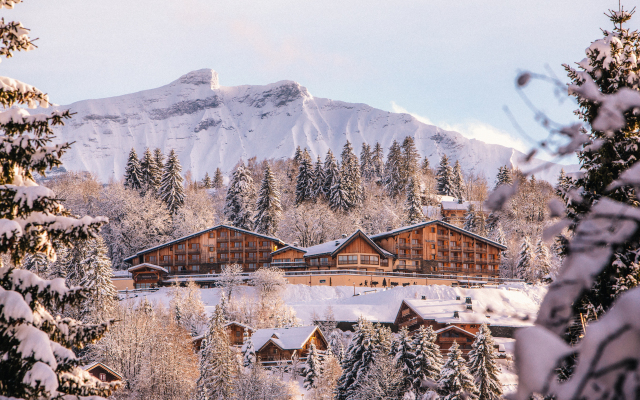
202,172,213,189
468,324,502,400
437,342,478,400
360,142,375,182
22,251,50,277
213,167,224,189
140,147,161,195
303,342,322,390
384,140,403,198
405,176,425,225
436,154,455,196
464,204,478,232
242,336,257,368
78,236,118,322
324,149,340,197
516,236,536,282
401,136,420,188
0,9,115,396
412,325,442,394
336,317,377,400
159,149,185,214
293,145,304,164
372,142,384,181
312,156,326,199
296,149,315,204
254,164,282,236
494,166,513,190
391,327,416,392
422,156,431,176
341,140,362,209
224,162,256,230
452,160,465,201
535,239,553,282
197,304,236,399
124,147,143,190
153,147,165,170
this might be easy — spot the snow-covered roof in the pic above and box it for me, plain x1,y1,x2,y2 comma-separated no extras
251,326,323,352
370,220,507,250
300,230,393,258
434,324,477,338
271,245,307,257
127,263,168,273
441,200,483,211
402,298,490,325
123,224,286,263
81,362,123,380
225,321,255,332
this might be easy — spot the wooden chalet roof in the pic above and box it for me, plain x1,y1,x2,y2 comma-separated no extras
82,362,123,381
434,325,477,338
275,230,394,259
123,224,286,263
127,263,168,273
252,326,325,352
370,220,507,250
271,245,307,257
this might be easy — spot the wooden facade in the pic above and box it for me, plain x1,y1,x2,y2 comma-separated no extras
82,362,123,383
440,201,487,227
372,221,505,279
124,225,285,288
270,230,392,273
226,322,255,346
254,327,328,363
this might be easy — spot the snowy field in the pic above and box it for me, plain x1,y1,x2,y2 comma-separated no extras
125,283,546,326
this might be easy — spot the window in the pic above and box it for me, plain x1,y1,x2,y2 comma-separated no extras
431,228,435,233
295,258,304,263
234,242,241,248
279,258,291,262
247,241,256,247
209,257,215,262
192,265,200,271
219,232,227,238
191,243,199,250
361,255,379,265
177,255,185,261
233,231,242,237
262,263,270,268
399,238,406,244
398,260,406,267
310,259,319,265
169,246,173,252
220,254,228,260
414,230,420,234
233,253,241,259
411,250,421,255
162,255,170,261
177,244,185,250
147,255,156,262
262,241,269,247
338,255,358,264
399,249,407,255
489,254,495,260
209,247,214,252
209,232,214,238
261,252,269,258
248,263,256,269
431,244,435,249
219,243,228,249
411,239,419,245
236,330,241,337
99,373,106,381
191,254,199,261
248,253,256,258
319,279,326,283
438,230,445,235
432,254,436,260
320,257,329,265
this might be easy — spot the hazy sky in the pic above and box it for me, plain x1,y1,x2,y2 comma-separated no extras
3,0,635,163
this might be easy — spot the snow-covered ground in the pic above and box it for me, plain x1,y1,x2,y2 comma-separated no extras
127,283,546,326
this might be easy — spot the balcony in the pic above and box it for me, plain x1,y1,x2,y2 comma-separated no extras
188,249,201,255
217,237,229,242
174,249,186,255
271,261,307,268
398,317,419,329
229,247,244,252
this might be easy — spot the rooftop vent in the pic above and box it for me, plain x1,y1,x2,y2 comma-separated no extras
453,311,460,318
456,296,461,301
387,226,393,232
341,234,347,238
465,297,472,304
421,296,426,300
466,304,473,311
293,241,299,247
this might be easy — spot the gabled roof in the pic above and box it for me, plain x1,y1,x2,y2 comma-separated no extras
82,362,123,381
369,220,507,250
400,298,489,325
301,230,394,258
127,263,168,273
225,321,255,332
252,326,324,352
123,224,286,263
441,200,483,211
271,245,307,257
434,324,477,338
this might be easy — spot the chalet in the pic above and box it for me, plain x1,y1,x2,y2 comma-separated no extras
270,230,394,272
434,325,478,355
252,326,328,363
370,220,506,280
124,225,285,288
82,362,123,383
395,298,488,335
192,321,256,350
440,200,486,226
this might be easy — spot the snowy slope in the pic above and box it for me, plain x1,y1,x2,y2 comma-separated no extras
47,69,577,183
131,283,545,327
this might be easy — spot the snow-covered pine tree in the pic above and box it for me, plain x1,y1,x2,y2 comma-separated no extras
78,236,118,322
124,147,143,190
254,164,282,236
463,204,478,233
436,154,455,196
194,337,210,400
535,239,552,282
159,149,185,214
494,166,513,190
312,156,326,199
412,325,442,394
21,251,50,277
242,335,257,368
437,342,478,400
324,149,340,197
336,317,376,400
401,136,420,189
372,142,384,181
294,145,304,164
303,342,322,390
391,327,416,393
0,8,115,396
213,167,224,189
384,140,403,198
296,149,315,204
140,147,161,195
197,304,237,399
224,162,256,230
452,160,465,202
360,142,375,182
341,140,362,209
405,176,425,225
201,172,212,189
516,236,536,283
329,174,350,213
153,146,165,168
422,156,431,176
468,324,502,400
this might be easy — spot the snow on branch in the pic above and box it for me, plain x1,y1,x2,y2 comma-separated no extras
0,18,34,60
0,76,49,109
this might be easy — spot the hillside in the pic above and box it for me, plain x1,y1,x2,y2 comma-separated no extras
47,69,576,183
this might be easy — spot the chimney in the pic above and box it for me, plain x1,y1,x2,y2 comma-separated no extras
421,296,426,300
465,297,472,304
456,296,461,301
335,241,340,246
341,234,347,238
453,311,459,318
466,304,473,311
386,226,393,232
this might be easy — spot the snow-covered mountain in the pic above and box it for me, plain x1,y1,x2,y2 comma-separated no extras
48,69,576,183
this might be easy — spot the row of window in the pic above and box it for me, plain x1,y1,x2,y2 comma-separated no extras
274,255,381,266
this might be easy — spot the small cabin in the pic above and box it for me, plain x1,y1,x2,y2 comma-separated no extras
434,325,477,356
127,263,168,290
394,298,488,336
226,321,255,346
82,362,123,383
252,326,328,364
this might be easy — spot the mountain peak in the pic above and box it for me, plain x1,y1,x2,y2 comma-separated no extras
172,69,220,89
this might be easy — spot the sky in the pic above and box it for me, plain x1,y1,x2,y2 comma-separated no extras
3,0,636,164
